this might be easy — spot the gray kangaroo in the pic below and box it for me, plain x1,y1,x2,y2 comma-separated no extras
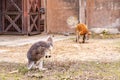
27,36,53,70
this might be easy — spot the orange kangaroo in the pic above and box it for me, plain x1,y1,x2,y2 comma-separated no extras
76,23,91,43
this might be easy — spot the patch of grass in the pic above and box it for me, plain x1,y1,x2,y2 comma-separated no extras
0,74,7,80
18,66,29,75
43,61,120,80
0,61,120,80
0,73,23,80
91,33,120,39
113,41,120,53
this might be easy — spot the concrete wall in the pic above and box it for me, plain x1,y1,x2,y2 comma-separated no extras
45,0,120,33
46,0,79,33
86,0,120,30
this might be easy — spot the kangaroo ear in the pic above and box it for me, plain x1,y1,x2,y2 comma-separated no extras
47,36,53,43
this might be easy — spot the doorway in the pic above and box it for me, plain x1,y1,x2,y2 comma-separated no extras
0,0,2,33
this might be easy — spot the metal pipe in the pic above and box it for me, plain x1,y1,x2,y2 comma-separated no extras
43,0,47,33
79,0,81,23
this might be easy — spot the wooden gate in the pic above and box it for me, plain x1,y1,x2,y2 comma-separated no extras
0,0,2,33
0,0,44,35
27,0,41,35
2,0,23,34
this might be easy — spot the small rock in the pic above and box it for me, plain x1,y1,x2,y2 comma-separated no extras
63,32,70,36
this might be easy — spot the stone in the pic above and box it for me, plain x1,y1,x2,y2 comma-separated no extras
90,28,120,34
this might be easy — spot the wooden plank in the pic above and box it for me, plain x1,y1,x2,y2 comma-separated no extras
3,12,22,14
4,14,21,32
27,31,41,35
0,0,43,35
30,15,38,32
27,0,31,35
10,0,21,12
5,0,22,12
5,0,11,12
2,0,24,34
27,0,41,35
2,32,25,34
21,0,24,34
23,0,28,34
29,13,39,15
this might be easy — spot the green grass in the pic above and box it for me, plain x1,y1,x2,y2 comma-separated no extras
91,33,120,39
0,36,120,80
18,66,29,75
0,61,120,80
113,40,120,53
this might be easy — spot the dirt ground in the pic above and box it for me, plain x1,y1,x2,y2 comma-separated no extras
0,35,120,63
0,34,120,80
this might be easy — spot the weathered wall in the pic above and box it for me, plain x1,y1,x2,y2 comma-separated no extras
86,0,120,31
45,0,120,33
46,0,79,33
79,0,87,24
0,0,2,32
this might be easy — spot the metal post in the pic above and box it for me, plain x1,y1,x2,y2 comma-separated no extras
44,0,47,33
84,0,87,25
79,0,81,23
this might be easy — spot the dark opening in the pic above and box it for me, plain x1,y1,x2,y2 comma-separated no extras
0,0,2,32
3,0,22,33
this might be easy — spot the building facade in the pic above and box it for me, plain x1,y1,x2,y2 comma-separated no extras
0,0,120,35
46,0,120,33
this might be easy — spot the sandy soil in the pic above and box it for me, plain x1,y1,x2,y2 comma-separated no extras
53,38,120,62
0,37,120,63
0,35,120,80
